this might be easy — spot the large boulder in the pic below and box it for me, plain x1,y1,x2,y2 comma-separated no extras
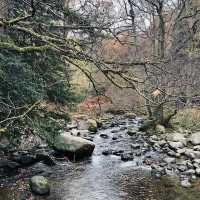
189,132,200,145
53,133,95,159
30,176,50,195
166,132,187,145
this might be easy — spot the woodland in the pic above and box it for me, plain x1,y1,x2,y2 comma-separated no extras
0,0,200,200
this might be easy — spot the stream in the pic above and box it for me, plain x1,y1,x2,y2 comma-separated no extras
1,116,200,200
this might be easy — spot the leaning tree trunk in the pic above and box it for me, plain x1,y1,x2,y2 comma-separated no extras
151,103,177,127
140,102,177,132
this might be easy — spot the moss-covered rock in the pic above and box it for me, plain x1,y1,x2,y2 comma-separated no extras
156,124,166,134
30,176,50,195
88,119,98,133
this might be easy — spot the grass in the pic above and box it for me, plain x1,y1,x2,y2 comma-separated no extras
172,108,200,131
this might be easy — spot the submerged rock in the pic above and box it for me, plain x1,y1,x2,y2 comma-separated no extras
102,149,112,156
100,134,109,139
53,133,95,159
30,176,50,195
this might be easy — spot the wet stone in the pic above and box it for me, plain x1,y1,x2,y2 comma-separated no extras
181,179,192,188
102,149,112,156
112,150,124,156
131,144,140,149
100,134,109,139
163,157,176,164
112,136,118,140
121,153,134,162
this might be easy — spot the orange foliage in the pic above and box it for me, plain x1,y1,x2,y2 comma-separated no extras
77,96,112,113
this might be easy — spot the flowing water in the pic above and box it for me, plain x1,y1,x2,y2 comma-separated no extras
1,117,200,200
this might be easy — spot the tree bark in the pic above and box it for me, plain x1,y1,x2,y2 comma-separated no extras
0,0,8,33
157,2,165,59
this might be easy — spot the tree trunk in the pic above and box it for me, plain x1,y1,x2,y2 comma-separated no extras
0,0,8,33
157,3,165,59
128,0,138,56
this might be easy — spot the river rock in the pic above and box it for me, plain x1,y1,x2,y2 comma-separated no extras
100,134,109,139
121,153,133,161
169,142,184,150
189,132,200,145
181,179,191,188
124,112,136,119
70,129,81,137
36,151,56,166
127,127,138,136
167,133,186,144
30,176,50,195
131,144,140,149
178,165,188,172
88,119,98,133
53,133,95,159
111,129,119,133
184,169,195,175
155,124,165,134
102,149,112,156
112,136,118,140
195,168,200,175
120,126,127,131
112,150,124,156
193,145,200,151
67,121,78,130
184,149,195,159
163,157,175,164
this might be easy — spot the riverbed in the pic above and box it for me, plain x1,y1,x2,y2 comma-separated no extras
1,116,200,200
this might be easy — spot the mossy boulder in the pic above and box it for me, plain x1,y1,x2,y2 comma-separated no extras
155,124,166,134
88,119,98,133
30,176,50,195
